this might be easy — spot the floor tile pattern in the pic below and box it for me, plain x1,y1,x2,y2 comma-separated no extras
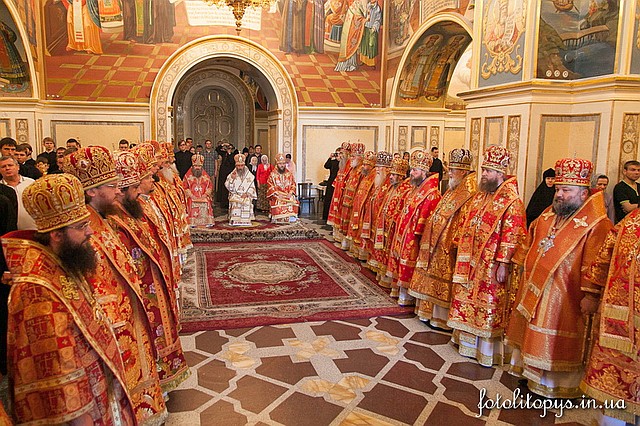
169,317,597,425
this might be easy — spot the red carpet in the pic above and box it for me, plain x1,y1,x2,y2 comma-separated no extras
180,239,411,331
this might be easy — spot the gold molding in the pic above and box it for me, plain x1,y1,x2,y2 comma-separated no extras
507,115,521,175
470,117,482,170
15,119,28,144
150,35,297,154
620,113,640,181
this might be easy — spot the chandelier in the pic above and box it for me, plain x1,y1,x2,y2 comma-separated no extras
202,0,275,33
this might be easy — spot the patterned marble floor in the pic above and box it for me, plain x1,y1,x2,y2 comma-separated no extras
169,212,599,425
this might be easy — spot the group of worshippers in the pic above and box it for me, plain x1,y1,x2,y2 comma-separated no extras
328,142,638,424
0,142,193,424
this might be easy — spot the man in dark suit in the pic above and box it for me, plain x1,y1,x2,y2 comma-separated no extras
38,137,58,172
322,148,340,221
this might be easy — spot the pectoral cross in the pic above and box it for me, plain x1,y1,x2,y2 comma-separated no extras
538,234,555,256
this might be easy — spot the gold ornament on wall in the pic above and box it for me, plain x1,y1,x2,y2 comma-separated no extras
480,0,526,79
202,0,276,33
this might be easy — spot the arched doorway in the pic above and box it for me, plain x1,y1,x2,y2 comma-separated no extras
150,35,297,156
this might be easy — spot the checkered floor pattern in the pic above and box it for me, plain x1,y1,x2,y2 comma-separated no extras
45,4,382,106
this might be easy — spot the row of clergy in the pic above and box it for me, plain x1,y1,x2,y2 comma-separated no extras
327,142,638,425
0,142,195,424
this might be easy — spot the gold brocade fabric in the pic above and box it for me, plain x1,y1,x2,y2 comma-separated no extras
2,231,133,425
448,177,526,338
327,162,352,226
409,172,477,306
390,174,441,288
580,209,640,418
87,207,167,425
360,176,391,260
266,170,299,221
338,165,364,236
346,170,376,250
506,192,611,374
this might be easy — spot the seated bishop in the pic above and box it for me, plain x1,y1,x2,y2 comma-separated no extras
267,153,299,223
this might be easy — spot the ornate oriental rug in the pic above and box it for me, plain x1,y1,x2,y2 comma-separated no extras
180,239,411,331
190,218,320,243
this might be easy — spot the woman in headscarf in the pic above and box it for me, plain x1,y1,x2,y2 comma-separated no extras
525,167,556,226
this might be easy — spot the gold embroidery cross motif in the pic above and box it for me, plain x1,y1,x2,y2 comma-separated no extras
573,216,588,228
60,276,80,300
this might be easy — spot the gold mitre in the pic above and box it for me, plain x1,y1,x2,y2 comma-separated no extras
275,153,286,163
131,143,158,173
390,158,409,176
114,151,142,188
363,151,376,167
192,154,204,167
375,151,393,168
23,174,90,233
409,150,433,171
61,146,118,190
449,148,473,171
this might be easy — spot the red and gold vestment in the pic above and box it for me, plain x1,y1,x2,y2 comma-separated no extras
266,169,299,223
338,164,363,239
370,178,412,283
108,204,190,393
506,192,611,397
327,161,351,227
359,175,391,261
389,174,441,289
87,206,167,424
3,230,135,425
182,168,215,227
447,177,526,364
346,170,376,255
580,208,640,421
409,172,477,323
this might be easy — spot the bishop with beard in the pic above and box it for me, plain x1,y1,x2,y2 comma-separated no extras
182,153,215,227
266,153,299,223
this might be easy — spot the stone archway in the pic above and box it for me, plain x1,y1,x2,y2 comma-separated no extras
150,35,297,153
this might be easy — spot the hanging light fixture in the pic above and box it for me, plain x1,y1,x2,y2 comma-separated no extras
201,0,275,33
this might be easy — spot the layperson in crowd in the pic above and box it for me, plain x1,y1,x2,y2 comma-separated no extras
370,157,411,286
593,174,615,223
337,142,365,249
409,149,477,330
285,153,297,179
226,153,257,226
183,153,215,228
2,174,136,424
174,139,193,179
62,146,168,423
388,150,441,305
429,146,444,182
525,167,555,226
0,138,16,157
256,154,274,212
49,146,67,174
506,158,612,398
357,151,392,261
613,160,640,223
267,153,299,223
14,143,41,179
322,148,340,222
581,208,640,425
35,156,49,177
346,151,377,256
203,139,218,187
327,142,352,230
66,138,80,149
0,155,36,230
108,151,190,393
118,138,130,151
447,146,526,367
37,136,58,172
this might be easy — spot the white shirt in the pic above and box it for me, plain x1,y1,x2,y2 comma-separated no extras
1,176,36,230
